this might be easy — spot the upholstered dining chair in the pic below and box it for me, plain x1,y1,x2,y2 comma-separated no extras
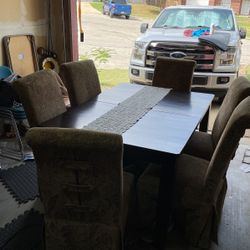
152,57,196,92
59,60,101,107
13,69,67,127
138,97,250,249
26,127,134,250
173,96,250,249
183,76,250,160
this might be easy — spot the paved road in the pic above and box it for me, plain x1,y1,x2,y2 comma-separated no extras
79,2,250,70
79,2,152,69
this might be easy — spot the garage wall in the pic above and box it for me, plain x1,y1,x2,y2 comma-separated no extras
50,0,78,64
0,0,47,66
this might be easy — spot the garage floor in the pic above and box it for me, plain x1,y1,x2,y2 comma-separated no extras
0,130,250,249
124,136,250,250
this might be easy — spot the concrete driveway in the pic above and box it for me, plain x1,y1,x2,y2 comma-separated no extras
79,2,152,69
79,2,250,71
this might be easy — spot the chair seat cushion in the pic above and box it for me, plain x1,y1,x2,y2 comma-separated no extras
182,131,214,161
122,171,134,231
175,154,209,202
175,154,214,248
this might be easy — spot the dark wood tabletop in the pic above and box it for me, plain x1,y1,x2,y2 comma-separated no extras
41,83,214,249
42,83,214,155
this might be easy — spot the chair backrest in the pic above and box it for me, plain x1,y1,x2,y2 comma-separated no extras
152,57,196,92
205,97,250,198
26,127,123,249
13,69,66,127
59,60,101,107
212,76,250,146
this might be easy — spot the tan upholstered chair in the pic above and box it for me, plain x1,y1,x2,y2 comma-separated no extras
59,60,101,107
174,96,250,249
183,76,250,160
137,77,250,232
13,70,66,127
26,127,134,250
138,97,250,249
152,57,196,92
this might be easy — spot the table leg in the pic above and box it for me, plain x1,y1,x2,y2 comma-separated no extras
199,107,210,132
123,145,149,178
153,154,176,249
123,146,177,249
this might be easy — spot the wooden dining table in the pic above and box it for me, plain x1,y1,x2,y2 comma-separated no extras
41,83,214,248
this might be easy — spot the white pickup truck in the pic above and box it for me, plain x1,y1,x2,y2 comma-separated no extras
129,6,246,98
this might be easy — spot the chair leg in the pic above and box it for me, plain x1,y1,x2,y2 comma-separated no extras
0,107,25,160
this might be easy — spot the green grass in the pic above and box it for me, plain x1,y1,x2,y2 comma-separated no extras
236,15,250,39
246,65,250,80
90,2,160,19
131,3,160,20
97,69,129,89
90,2,103,12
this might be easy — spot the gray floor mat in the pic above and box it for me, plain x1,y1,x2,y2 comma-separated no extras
0,161,39,203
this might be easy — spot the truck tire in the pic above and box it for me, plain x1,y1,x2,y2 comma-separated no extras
103,9,106,15
109,11,114,18
125,15,130,19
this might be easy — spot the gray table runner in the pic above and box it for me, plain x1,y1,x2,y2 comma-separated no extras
84,86,169,134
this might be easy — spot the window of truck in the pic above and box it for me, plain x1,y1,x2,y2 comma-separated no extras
113,0,127,4
153,8,235,31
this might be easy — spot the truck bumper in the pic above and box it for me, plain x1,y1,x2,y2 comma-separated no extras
129,65,237,96
114,11,130,15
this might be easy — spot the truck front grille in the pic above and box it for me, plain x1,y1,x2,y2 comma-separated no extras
146,42,215,72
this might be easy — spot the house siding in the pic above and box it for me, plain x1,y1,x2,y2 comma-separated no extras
166,0,248,15
231,0,242,13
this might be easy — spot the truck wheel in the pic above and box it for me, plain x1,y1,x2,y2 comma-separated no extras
109,11,114,18
125,15,130,19
103,9,106,15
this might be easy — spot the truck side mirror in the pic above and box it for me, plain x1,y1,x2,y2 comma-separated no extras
239,28,246,39
140,23,149,33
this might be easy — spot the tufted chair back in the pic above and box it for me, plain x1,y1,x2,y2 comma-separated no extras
59,60,101,107
152,57,196,92
13,69,66,127
26,128,125,250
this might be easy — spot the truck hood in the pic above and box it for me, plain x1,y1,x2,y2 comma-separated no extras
137,28,239,48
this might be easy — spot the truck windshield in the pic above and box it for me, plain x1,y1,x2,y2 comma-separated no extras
153,8,235,31
113,0,127,4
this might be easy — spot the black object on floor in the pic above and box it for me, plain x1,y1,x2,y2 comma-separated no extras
0,209,44,250
0,161,39,203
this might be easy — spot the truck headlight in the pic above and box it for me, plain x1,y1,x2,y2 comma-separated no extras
130,41,147,66
219,47,236,65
